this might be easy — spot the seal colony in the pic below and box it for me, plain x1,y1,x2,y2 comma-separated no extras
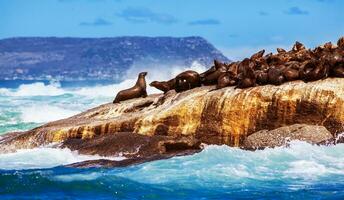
113,37,344,103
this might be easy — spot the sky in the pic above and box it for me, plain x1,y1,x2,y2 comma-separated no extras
0,0,343,60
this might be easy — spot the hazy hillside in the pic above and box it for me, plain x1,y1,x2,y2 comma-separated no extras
0,36,229,80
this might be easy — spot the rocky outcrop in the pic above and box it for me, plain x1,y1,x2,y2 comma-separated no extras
0,78,343,162
242,124,334,150
63,132,202,168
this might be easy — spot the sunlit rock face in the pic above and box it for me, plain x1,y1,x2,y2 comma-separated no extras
0,78,343,153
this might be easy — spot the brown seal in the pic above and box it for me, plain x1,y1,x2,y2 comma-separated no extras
200,65,216,83
255,70,269,85
175,70,201,93
299,59,329,82
236,64,256,89
337,37,344,49
291,41,306,52
202,60,228,85
268,66,285,85
277,48,287,54
113,72,148,103
330,64,344,77
250,49,265,60
216,71,237,89
283,61,300,81
149,78,176,93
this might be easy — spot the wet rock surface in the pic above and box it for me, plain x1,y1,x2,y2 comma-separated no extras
242,124,334,150
63,132,202,168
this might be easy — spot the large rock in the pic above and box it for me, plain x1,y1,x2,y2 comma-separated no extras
242,124,334,150
0,78,343,155
62,133,202,168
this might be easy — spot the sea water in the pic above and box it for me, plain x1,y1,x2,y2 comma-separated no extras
0,78,344,199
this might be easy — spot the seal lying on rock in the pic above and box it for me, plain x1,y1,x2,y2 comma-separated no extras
201,60,228,85
283,61,300,81
216,71,237,89
300,59,329,82
175,70,201,93
113,72,148,103
268,67,285,85
255,70,269,85
236,64,256,88
150,78,176,93
200,65,216,83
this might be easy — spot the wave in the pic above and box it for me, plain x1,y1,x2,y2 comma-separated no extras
19,105,80,123
0,61,207,98
0,147,126,170
114,141,344,185
0,82,66,96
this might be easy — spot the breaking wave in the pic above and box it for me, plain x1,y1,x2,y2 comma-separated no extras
0,147,125,170
20,105,80,123
114,141,344,185
1,142,343,199
0,61,207,97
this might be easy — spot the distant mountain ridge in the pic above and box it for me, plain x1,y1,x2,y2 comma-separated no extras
0,36,229,80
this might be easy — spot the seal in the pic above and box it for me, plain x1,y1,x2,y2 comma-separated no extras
250,49,265,60
268,66,285,85
255,70,269,85
175,70,201,93
330,63,344,77
283,61,300,81
216,71,237,89
299,59,329,82
200,65,216,83
277,48,287,54
337,37,344,49
236,64,256,89
113,72,148,103
150,78,175,93
291,41,306,52
202,60,228,85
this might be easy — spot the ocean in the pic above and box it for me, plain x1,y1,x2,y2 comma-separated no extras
0,77,344,199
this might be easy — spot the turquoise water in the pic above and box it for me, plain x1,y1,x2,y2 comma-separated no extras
0,81,344,199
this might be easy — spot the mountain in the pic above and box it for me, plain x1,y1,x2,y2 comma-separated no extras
0,36,229,81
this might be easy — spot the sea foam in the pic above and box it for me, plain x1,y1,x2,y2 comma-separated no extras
113,141,344,185
20,105,80,123
0,147,126,170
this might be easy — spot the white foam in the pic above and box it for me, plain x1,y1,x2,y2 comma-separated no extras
114,141,344,185
0,147,126,170
0,61,207,98
53,172,102,182
20,105,80,123
15,82,65,96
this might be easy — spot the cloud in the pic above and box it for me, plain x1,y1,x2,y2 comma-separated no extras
188,19,220,26
117,7,178,25
79,18,112,26
259,11,269,16
284,7,309,15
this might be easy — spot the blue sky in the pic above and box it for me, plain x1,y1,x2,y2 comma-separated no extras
0,0,343,60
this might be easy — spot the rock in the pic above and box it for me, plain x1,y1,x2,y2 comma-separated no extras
62,132,202,168
242,124,334,149
0,78,344,154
